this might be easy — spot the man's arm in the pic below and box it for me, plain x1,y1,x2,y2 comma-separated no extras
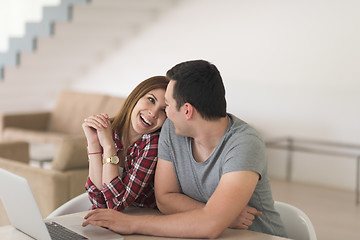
154,158,205,213
83,168,259,238
155,158,262,228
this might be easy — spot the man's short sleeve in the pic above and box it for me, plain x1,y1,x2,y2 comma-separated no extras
222,134,267,180
158,119,172,162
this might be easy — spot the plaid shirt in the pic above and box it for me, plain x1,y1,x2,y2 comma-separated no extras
85,130,159,211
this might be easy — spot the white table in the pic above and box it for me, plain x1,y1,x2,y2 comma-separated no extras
0,209,290,240
29,143,57,168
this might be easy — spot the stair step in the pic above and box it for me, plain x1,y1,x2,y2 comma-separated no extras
90,0,178,9
19,53,99,67
71,6,157,24
33,38,121,56
34,30,133,49
3,65,86,83
29,22,136,56
53,21,138,37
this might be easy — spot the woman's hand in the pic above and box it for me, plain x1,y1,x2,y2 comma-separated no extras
96,117,115,153
82,113,110,147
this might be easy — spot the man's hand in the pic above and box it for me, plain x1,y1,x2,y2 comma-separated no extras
82,209,135,235
229,206,262,229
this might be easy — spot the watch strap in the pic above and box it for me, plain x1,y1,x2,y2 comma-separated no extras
102,154,119,165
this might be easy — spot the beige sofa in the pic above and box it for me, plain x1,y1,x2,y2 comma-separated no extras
0,90,125,144
0,139,88,226
0,90,126,226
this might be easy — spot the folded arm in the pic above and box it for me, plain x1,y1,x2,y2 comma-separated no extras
154,158,262,229
154,158,204,213
83,164,260,238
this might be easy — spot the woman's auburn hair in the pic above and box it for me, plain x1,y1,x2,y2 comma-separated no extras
111,76,169,147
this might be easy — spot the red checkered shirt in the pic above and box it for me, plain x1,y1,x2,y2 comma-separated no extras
85,130,159,211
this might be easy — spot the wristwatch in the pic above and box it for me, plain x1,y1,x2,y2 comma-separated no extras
102,154,120,165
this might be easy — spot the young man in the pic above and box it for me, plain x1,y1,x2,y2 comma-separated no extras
82,60,287,239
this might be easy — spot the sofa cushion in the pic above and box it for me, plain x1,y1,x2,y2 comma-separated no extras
0,141,29,163
48,90,107,134
101,96,126,118
51,136,88,171
0,112,50,140
3,127,70,144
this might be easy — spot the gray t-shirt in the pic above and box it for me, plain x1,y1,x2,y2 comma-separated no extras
158,114,287,237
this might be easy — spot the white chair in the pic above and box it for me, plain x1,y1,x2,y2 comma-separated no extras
46,192,92,219
274,201,317,240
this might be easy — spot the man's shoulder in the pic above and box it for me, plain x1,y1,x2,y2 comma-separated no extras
160,119,174,134
163,118,174,128
227,113,254,132
159,119,177,141
226,113,264,143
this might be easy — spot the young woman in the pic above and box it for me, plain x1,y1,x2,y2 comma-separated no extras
82,76,168,211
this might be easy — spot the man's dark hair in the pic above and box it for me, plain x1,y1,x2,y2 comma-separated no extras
166,60,227,120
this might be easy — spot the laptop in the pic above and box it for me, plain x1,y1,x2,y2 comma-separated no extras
0,168,123,240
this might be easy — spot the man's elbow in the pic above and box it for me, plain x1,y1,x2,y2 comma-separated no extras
155,199,165,213
200,220,226,239
205,229,223,239
193,211,228,239
155,194,170,214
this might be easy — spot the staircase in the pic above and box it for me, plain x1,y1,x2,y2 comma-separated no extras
0,0,178,113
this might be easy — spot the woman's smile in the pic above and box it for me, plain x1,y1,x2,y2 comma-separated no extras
139,113,152,127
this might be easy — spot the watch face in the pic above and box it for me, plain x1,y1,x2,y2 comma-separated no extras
111,156,120,164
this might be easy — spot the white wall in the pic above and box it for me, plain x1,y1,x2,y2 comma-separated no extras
72,0,360,191
0,0,60,52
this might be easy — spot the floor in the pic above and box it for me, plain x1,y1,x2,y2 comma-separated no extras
270,178,360,240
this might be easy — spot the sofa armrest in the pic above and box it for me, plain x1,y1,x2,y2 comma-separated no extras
0,160,66,217
0,141,29,163
52,136,88,171
0,112,51,139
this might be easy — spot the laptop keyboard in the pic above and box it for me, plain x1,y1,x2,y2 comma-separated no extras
45,221,88,239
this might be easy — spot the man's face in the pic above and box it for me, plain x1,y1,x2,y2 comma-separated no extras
165,80,186,135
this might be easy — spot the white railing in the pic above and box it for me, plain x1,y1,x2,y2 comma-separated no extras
266,137,360,205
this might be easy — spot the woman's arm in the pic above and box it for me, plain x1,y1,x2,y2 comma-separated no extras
85,177,107,209
102,134,159,211
82,113,110,209
82,113,108,189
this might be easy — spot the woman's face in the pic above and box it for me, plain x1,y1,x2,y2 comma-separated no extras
130,88,167,140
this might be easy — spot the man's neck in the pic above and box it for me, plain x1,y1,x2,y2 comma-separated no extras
191,116,228,162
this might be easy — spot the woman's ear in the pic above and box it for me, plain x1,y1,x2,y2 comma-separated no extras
183,103,194,120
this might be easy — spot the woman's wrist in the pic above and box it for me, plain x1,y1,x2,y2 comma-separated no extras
87,143,102,155
102,145,117,158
